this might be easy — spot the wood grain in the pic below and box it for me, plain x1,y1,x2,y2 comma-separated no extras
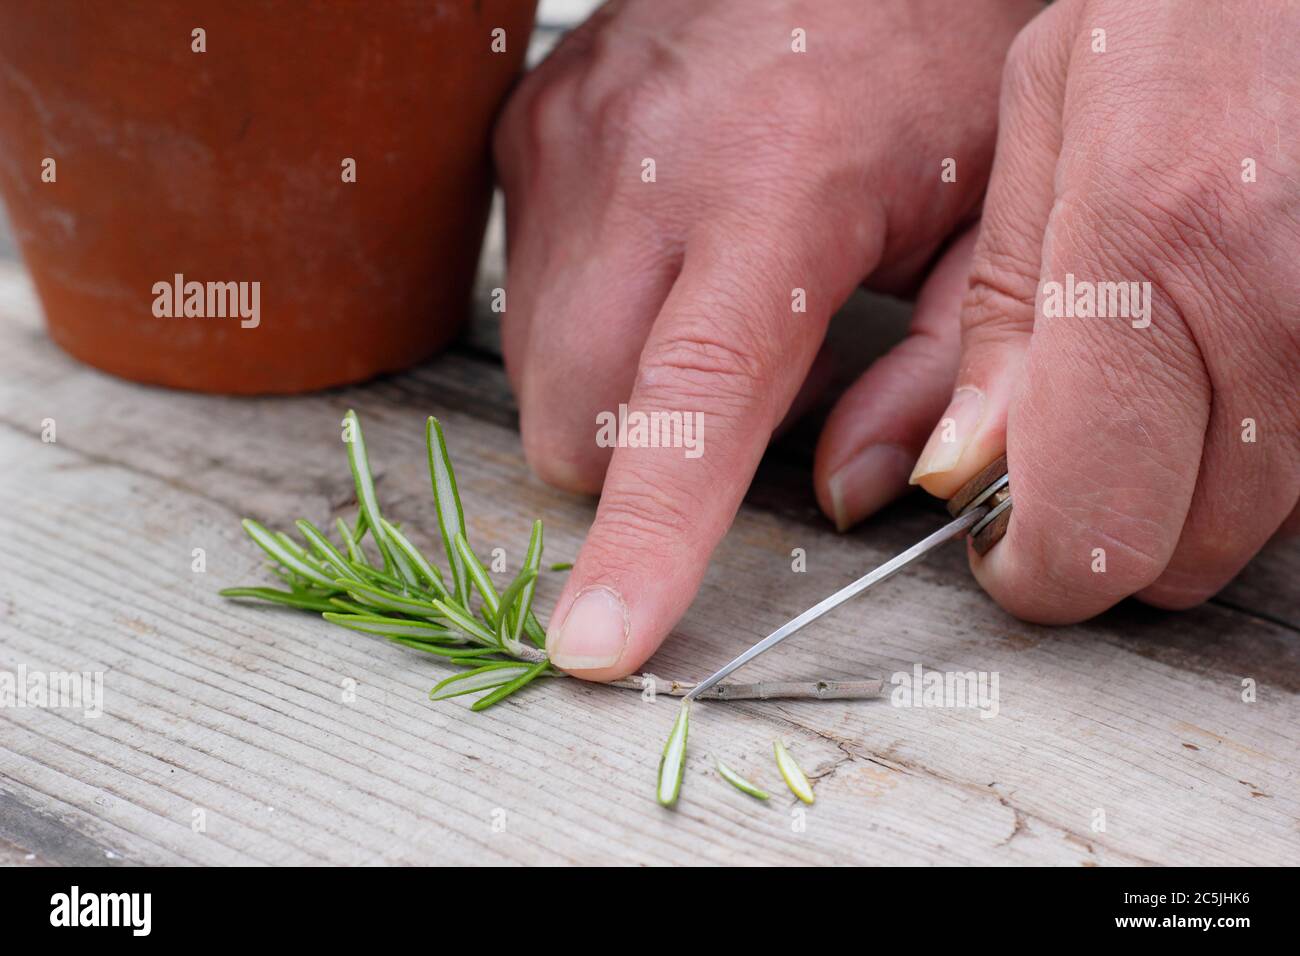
0,257,1296,866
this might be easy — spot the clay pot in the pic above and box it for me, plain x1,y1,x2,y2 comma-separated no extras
0,0,535,393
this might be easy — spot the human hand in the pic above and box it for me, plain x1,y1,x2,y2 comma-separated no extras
908,0,1300,621
493,0,1040,678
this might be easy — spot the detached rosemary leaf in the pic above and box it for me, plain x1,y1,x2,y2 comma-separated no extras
220,586,339,613
773,740,815,805
429,662,532,701
336,578,441,618
470,659,550,712
496,568,538,656
715,760,770,800
296,519,363,582
657,700,691,807
321,612,458,641
380,518,451,599
549,562,572,572
426,416,470,605
455,532,500,625
431,598,498,646
241,519,337,590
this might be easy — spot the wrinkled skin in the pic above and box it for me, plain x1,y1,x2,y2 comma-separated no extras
493,0,1299,680
912,0,1300,621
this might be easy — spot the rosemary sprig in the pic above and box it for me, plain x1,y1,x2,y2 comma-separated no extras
221,410,885,749
221,410,554,710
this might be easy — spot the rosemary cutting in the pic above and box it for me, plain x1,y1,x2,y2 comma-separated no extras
223,411,873,807
222,410,553,711
223,411,886,711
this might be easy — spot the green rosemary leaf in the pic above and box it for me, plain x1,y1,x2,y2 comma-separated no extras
715,760,770,800
470,659,550,712
387,637,505,660
431,597,498,646
336,578,441,618
455,532,500,626
523,612,548,649
426,416,470,605
773,740,815,805
511,520,544,642
549,562,573,572
321,612,459,642
347,560,408,592
273,530,336,580
343,408,407,579
388,541,422,589
220,586,339,613
336,517,369,566
657,700,691,807
429,662,532,701
296,519,363,582
241,519,337,590
496,568,539,656
380,518,451,599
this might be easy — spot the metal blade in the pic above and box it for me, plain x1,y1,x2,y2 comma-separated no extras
684,506,988,700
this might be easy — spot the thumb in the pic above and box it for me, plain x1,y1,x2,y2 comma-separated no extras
545,215,868,680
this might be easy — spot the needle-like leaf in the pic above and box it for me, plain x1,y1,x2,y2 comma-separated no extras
426,416,470,605
241,519,337,589
328,597,373,615
336,579,441,618
343,408,414,584
432,597,499,646
455,532,500,626
773,740,815,804
657,700,691,807
715,760,770,800
470,659,550,712
549,562,572,572
321,612,459,642
336,517,368,566
296,519,363,582
512,520,543,643
496,568,538,657
220,586,340,613
387,637,506,660
380,518,450,599
429,662,532,701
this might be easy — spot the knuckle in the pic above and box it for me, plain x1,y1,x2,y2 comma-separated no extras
637,325,768,416
1001,14,1055,106
590,478,701,563
962,267,1036,343
519,407,607,495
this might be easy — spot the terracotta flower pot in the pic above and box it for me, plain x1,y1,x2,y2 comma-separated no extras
0,0,535,393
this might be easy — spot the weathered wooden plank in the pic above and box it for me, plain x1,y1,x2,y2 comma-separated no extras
0,259,1296,866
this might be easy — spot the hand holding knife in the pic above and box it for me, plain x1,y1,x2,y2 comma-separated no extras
684,454,1012,700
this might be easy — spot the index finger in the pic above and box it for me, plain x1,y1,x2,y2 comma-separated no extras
544,215,865,679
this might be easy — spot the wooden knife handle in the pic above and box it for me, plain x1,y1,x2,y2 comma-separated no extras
946,453,1011,556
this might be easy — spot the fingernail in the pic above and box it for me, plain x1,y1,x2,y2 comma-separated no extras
827,443,915,531
909,386,984,484
546,585,629,671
